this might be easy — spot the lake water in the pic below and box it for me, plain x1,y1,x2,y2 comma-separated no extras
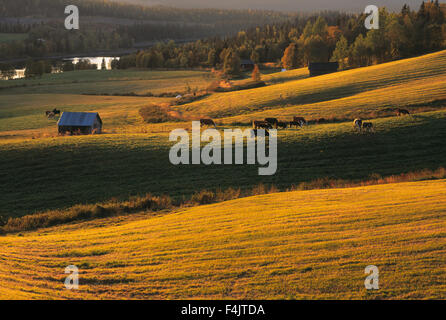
1,56,120,80
67,57,118,70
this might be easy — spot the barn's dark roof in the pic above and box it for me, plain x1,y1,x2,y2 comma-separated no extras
58,112,102,127
240,59,255,65
308,62,339,71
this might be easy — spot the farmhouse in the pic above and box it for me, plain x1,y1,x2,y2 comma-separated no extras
58,112,102,135
308,62,339,77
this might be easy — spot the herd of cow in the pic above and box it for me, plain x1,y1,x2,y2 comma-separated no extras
252,117,308,130
200,107,411,135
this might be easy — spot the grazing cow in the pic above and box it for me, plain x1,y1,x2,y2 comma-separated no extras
277,121,288,129
265,118,279,128
289,120,304,129
353,119,363,131
252,120,272,130
46,111,55,118
200,119,217,128
396,108,410,116
250,129,270,138
316,118,328,124
293,117,307,127
362,122,374,132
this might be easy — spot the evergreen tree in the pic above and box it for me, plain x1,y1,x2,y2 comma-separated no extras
331,36,349,69
223,49,241,77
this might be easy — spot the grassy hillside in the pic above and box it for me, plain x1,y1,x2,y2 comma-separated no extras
178,50,446,119
0,69,213,134
1,110,445,218
0,179,444,299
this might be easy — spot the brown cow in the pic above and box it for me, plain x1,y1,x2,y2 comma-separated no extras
252,120,273,130
293,117,307,127
396,108,410,116
200,119,217,128
289,121,304,129
46,111,55,119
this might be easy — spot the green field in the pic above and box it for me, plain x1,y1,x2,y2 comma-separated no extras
0,33,27,43
1,51,446,218
0,69,214,95
1,179,444,299
1,110,445,217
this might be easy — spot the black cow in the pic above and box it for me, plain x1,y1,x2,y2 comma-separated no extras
200,119,217,128
250,129,270,138
277,121,288,129
265,118,279,128
252,120,273,130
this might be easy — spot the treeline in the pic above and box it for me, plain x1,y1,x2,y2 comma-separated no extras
0,0,294,59
114,1,446,75
0,23,133,58
0,0,293,24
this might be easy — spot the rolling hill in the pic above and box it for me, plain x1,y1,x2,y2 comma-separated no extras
177,50,446,120
0,179,444,299
1,110,445,218
1,51,446,218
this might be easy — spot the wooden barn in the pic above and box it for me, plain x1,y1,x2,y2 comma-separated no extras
58,112,102,135
308,62,339,77
240,59,255,71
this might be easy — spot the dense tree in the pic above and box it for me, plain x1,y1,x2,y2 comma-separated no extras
0,63,16,79
223,49,241,77
281,43,300,69
331,35,349,69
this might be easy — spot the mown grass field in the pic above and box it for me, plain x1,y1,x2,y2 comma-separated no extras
0,50,445,300
0,180,444,299
178,50,446,119
0,69,214,95
1,110,445,218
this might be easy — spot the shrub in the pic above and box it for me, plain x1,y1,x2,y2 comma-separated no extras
139,104,179,123
1,168,445,234
191,190,216,205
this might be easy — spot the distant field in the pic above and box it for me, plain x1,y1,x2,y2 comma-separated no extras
0,69,215,135
0,179,444,299
0,69,214,95
0,33,27,43
1,110,445,218
0,94,171,133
